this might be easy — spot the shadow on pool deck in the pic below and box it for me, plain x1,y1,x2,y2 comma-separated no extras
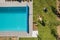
17,0,32,2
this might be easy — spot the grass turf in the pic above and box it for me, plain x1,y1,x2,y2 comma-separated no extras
34,0,60,40
19,0,60,40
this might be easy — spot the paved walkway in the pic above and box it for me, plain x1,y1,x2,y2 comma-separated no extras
57,25,60,37
57,0,60,13
57,17,60,21
0,37,17,40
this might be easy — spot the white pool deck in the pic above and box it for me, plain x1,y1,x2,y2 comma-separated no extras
0,0,38,38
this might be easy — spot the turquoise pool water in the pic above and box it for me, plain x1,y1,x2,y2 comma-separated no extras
0,6,29,32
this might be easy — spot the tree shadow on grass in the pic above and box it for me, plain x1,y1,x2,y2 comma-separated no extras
38,35,42,40
38,20,45,26
51,29,58,39
50,6,60,18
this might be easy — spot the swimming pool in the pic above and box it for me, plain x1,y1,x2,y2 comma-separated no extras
0,6,29,33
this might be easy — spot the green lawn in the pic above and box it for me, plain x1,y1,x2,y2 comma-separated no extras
19,0,60,40
34,0,60,40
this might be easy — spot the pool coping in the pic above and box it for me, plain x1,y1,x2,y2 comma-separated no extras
0,1,33,37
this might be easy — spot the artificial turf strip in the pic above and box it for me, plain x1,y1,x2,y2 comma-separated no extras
19,38,38,40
